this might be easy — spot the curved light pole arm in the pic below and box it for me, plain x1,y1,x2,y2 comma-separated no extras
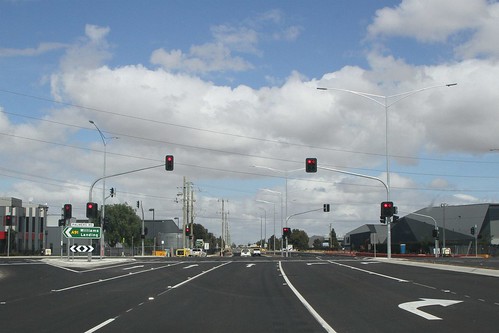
407,211,440,258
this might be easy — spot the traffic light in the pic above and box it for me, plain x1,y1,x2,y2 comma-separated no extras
185,225,191,235
283,227,291,238
5,215,12,226
305,158,317,173
380,201,394,218
432,229,439,238
165,155,174,171
470,227,475,235
379,216,386,224
63,203,72,219
110,188,115,197
86,202,98,218
323,204,330,212
58,219,65,227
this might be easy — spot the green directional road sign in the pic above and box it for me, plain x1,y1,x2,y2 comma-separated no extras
63,226,101,239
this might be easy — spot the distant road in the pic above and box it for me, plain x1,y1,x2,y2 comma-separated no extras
1,254,497,332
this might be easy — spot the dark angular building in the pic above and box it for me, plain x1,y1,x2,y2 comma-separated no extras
345,203,498,256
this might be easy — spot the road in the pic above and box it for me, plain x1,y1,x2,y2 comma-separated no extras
0,254,498,332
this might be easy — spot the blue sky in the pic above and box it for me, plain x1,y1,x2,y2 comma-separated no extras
2,0,499,245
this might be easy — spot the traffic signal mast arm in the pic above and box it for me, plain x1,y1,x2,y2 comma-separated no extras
88,163,164,202
285,207,326,224
316,165,389,200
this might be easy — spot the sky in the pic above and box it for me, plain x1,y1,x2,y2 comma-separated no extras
2,0,499,246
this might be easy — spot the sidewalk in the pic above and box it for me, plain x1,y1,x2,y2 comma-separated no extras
373,257,499,278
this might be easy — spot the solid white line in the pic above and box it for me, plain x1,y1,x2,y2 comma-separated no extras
52,262,183,292
84,318,115,333
279,261,337,333
159,261,231,295
328,260,408,282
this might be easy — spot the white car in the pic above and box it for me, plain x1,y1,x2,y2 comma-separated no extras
240,248,251,257
191,248,206,257
251,248,261,256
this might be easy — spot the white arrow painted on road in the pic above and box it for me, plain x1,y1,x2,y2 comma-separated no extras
183,264,199,269
398,298,462,320
246,264,256,268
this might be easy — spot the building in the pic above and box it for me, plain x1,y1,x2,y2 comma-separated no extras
1,197,49,255
344,203,498,256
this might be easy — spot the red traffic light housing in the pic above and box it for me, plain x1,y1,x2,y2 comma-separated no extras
165,155,174,171
185,225,191,235
305,158,317,173
5,215,13,226
86,202,98,219
380,201,394,218
63,203,72,219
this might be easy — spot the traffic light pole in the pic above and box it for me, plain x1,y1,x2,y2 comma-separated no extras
88,163,164,259
316,165,392,259
407,212,439,258
285,208,323,257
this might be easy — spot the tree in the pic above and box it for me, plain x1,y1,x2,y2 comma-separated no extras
289,229,309,250
313,238,324,249
330,228,340,250
103,204,141,247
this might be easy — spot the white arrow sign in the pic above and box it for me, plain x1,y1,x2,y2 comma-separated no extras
70,245,94,253
398,298,462,320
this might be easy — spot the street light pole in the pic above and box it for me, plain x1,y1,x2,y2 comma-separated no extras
317,83,456,259
257,200,276,254
262,189,283,255
89,120,117,258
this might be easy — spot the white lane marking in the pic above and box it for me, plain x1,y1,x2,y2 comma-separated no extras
84,318,116,333
52,262,183,292
279,261,337,333
123,265,145,270
183,264,199,269
160,261,231,294
398,298,463,320
327,260,408,282
246,264,256,267
306,262,328,266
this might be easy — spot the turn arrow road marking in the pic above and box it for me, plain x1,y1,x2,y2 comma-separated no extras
246,264,256,268
398,298,462,320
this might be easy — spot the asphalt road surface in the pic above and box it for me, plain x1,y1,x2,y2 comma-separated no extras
1,254,498,333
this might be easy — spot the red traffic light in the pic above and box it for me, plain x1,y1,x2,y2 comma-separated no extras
86,202,98,218
380,201,394,218
165,155,174,171
305,158,317,173
63,203,72,219
283,227,291,237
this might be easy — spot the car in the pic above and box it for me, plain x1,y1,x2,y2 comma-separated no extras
240,248,251,257
251,248,261,256
191,248,206,257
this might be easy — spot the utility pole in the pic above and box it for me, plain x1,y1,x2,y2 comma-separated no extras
182,176,187,249
190,183,194,249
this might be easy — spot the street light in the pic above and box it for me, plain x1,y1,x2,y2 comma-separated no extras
261,188,284,255
89,120,118,258
253,165,303,225
317,83,457,259
258,207,267,250
257,199,276,254
149,208,155,221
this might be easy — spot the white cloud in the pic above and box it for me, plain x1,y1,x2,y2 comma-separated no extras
368,0,487,43
0,42,68,57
